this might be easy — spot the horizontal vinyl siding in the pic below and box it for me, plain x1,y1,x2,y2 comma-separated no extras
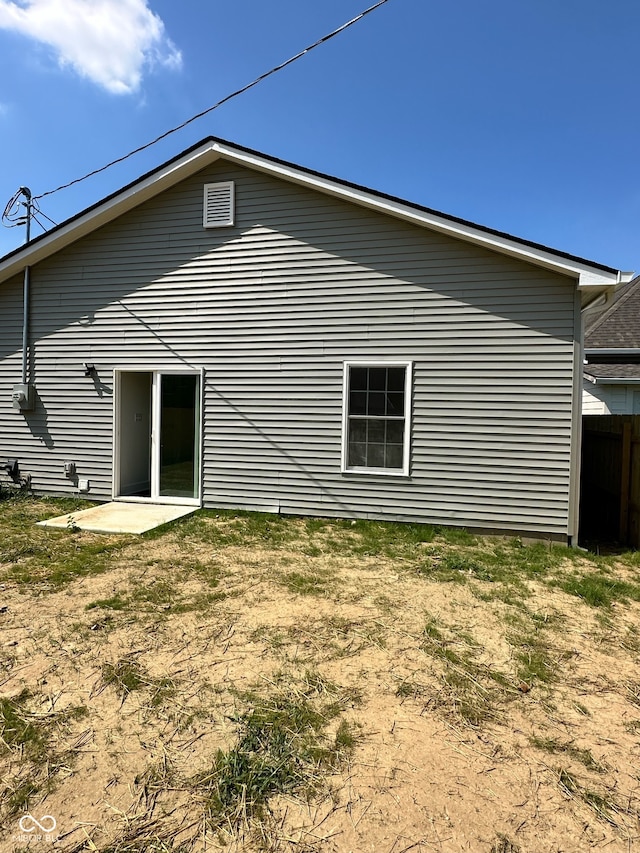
582,382,611,415
0,275,29,488
581,382,640,416
0,161,577,535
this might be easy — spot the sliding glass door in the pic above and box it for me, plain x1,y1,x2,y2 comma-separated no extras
158,373,200,499
115,370,202,505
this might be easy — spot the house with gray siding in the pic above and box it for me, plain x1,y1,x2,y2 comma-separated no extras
0,138,633,543
583,275,640,414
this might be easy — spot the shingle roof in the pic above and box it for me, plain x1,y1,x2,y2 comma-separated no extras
585,275,640,348
584,363,640,381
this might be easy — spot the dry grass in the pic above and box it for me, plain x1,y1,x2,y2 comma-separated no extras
1,498,640,852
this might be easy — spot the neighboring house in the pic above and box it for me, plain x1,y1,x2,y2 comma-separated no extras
583,275,640,414
0,137,633,543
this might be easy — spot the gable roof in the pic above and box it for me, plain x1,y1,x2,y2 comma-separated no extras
584,363,640,382
585,275,640,349
0,136,633,292
584,275,640,384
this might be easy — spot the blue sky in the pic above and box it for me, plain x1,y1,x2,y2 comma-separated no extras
0,0,638,271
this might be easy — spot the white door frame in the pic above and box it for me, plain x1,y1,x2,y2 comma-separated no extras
113,367,204,507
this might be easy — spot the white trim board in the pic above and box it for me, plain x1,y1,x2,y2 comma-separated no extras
0,138,632,291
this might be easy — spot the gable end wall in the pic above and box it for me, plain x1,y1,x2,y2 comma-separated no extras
0,162,578,536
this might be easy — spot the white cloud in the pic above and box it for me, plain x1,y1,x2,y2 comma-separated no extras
0,0,182,94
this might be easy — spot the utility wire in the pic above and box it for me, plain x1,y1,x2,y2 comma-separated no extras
30,212,49,232
2,189,26,226
32,200,57,227
2,189,58,232
34,0,391,202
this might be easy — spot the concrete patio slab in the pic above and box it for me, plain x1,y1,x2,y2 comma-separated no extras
38,502,196,534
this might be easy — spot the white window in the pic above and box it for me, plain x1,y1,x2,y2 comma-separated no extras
342,362,412,475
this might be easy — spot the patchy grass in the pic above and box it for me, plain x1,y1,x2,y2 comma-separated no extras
511,631,559,687
85,560,227,616
0,689,90,820
530,736,605,772
552,570,640,608
556,767,621,826
0,497,132,589
420,617,517,725
196,674,357,834
101,657,149,698
1,536,129,588
0,691,48,759
86,593,129,611
100,656,176,706
279,568,336,597
167,509,300,550
2,497,640,851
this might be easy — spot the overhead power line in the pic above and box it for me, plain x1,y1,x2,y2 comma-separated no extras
2,187,57,234
34,0,392,202
31,200,58,227
2,188,28,228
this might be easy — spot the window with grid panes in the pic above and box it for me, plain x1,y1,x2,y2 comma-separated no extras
343,363,411,473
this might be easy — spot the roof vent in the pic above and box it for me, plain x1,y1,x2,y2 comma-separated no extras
203,181,234,228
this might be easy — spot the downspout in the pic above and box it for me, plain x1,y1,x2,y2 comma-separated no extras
21,267,31,384
21,187,32,385
581,288,614,318
11,187,35,413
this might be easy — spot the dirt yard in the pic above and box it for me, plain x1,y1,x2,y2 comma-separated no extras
1,498,640,853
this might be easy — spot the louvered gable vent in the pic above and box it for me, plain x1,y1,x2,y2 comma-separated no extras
203,181,234,228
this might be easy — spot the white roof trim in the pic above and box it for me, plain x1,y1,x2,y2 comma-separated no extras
585,348,640,356
585,376,640,385
0,139,631,287
0,140,224,282
215,142,630,287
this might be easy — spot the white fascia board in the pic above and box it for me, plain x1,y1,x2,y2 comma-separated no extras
578,270,634,289
585,348,640,356
0,141,224,282
0,138,630,288
214,142,626,285
588,377,640,385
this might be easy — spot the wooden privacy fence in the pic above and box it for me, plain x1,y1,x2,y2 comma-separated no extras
580,415,640,546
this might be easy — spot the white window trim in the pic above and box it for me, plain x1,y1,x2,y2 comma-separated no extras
341,361,413,476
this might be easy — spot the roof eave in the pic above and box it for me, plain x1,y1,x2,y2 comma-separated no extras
0,137,631,287
585,348,640,356
585,376,640,385
0,139,225,282
577,270,634,289
214,141,627,284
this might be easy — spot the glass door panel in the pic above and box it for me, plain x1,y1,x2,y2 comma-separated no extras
158,373,200,499
117,372,152,497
